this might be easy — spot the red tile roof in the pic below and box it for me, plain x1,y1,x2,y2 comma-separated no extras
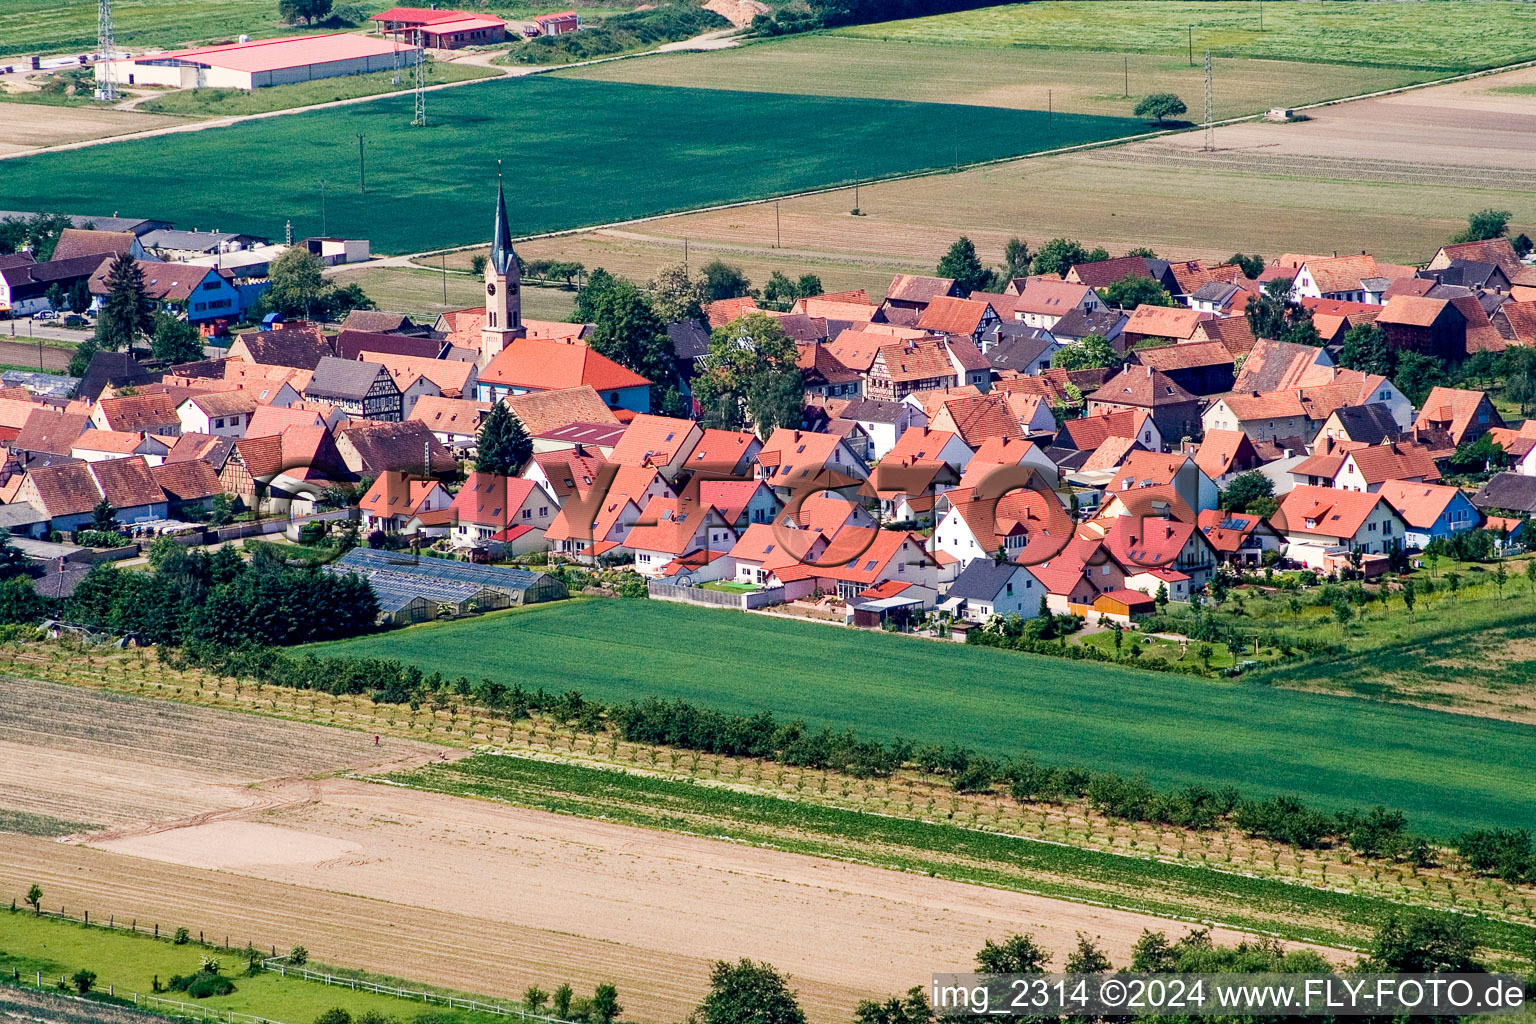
1376,480,1472,529
480,338,650,393
916,296,990,336
609,414,699,469
450,473,541,529
1277,484,1394,539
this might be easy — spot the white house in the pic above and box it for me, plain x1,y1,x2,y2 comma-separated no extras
175,391,260,438
623,496,738,578
1275,485,1407,569
945,557,1043,622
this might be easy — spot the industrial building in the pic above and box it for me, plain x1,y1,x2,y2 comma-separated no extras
373,8,510,48
329,547,567,625
97,33,421,91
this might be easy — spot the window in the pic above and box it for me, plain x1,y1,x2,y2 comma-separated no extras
522,508,532,519
214,418,224,428
539,507,548,517
1005,582,1013,596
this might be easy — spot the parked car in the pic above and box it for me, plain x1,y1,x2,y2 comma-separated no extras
63,315,88,328
32,310,58,320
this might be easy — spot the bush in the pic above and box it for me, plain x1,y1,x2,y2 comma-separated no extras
505,5,727,64
289,945,309,966
173,927,190,945
314,1011,351,1024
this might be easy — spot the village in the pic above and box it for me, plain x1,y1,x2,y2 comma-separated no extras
0,184,1533,651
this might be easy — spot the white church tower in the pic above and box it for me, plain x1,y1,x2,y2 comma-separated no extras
480,172,525,367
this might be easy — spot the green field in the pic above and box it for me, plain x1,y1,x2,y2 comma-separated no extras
329,264,576,322
389,753,1536,959
0,77,1142,255
137,61,499,117
834,0,1536,71
305,600,1536,838
0,911,519,1024
561,36,1433,121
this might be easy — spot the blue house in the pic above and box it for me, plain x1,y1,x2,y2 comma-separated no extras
1378,480,1481,549
89,260,246,326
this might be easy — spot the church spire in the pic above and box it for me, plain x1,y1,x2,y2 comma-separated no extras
490,162,515,275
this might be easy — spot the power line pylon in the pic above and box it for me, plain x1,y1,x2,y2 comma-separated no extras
411,29,427,127
95,0,118,102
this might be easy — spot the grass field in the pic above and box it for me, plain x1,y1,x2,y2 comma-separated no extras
329,264,576,322
304,600,1536,838
136,61,499,117
390,754,1536,959
561,36,1433,121
835,0,1536,71
0,77,1143,255
0,911,524,1024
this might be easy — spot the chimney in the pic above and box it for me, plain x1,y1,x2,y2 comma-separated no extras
1333,250,1338,258
1145,365,1153,377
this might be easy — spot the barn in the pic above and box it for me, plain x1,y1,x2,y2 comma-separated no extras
98,33,421,91
374,7,510,47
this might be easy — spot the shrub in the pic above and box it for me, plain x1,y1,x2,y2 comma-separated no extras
173,927,190,945
314,1011,352,1024
186,973,236,998
70,969,96,994
289,945,309,966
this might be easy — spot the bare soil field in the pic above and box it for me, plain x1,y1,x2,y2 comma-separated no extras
516,65,1536,281
0,104,185,157
0,676,1291,1023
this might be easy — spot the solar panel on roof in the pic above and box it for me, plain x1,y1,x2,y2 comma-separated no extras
1218,517,1247,530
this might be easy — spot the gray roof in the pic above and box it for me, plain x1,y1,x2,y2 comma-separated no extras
947,557,1029,602
0,211,170,235
837,397,906,424
306,356,393,401
139,228,269,252
34,565,91,600
1,370,79,398
1190,280,1240,303
986,332,1056,373
1472,473,1536,514
1327,403,1401,445
0,502,47,530
1051,307,1128,343
667,319,711,362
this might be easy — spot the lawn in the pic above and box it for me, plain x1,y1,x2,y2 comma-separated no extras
136,61,499,117
834,0,1536,71
0,911,517,1024
561,36,1433,121
0,77,1145,256
304,600,1536,838
330,264,576,322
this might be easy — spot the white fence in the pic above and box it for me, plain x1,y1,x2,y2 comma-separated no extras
261,960,577,1024
136,991,287,1024
648,578,785,609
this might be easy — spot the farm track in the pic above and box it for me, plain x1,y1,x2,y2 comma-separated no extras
1094,147,1536,189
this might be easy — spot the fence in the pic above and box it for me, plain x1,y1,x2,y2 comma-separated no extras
260,960,576,1023
648,578,785,609
3,972,290,1024
5,907,577,1024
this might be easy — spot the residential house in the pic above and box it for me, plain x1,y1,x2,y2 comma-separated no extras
359,471,453,535
87,259,243,325
964,435,1060,490
335,330,447,361
17,456,167,532
476,338,651,412
885,426,973,475
1097,514,1217,590
865,337,990,400
224,426,350,509
1050,307,1129,350
881,275,960,317
13,408,90,462
1011,280,1104,330
1197,509,1282,568
502,385,618,439
304,357,404,421
1427,238,1536,286
1374,296,1468,361
1191,429,1263,484
244,403,333,438
1289,253,1412,304
608,414,703,479
873,458,959,523
1085,366,1202,441
916,296,999,347
945,558,1044,622
175,390,259,437
931,482,1071,568
831,397,923,462
1275,485,1407,569
1314,403,1403,447
725,522,829,597
1119,306,1215,348
1066,256,1178,294
367,353,478,416
1190,316,1258,357
1232,338,1334,393
76,351,160,402
409,395,490,451
683,478,781,528
226,323,333,370
1029,532,1132,615
1127,339,1234,396
334,420,455,478
984,331,1058,375
798,343,863,399
70,429,170,465
755,428,869,499
682,428,763,479
1412,386,1503,446
1472,473,1536,516
1377,480,1481,550
623,496,738,577
447,473,558,555
91,392,182,436
544,464,674,562
1328,441,1440,493
1056,408,1163,454
0,253,114,318
147,459,224,518
1106,452,1219,517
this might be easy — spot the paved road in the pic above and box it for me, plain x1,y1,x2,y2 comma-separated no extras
1,320,87,345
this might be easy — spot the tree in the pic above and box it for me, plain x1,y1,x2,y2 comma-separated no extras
694,959,806,1024
1245,277,1318,344
647,263,708,323
279,0,333,24
95,251,154,352
1366,911,1480,973
1154,582,1168,611
936,236,995,295
207,493,236,527
312,1011,351,1024
89,497,118,531
1526,559,1536,596
1449,209,1511,244
24,883,42,915
1219,471,1273,513
572,267,624,323
475,403,532,476
71,969,97,995
590,983,621,1024
1393,350,1449,406
1227,253,1264,278
46,282,66,312
1332,599,1353,630
587,282,677,400
1337,322,1392,376
0,529,30,582
289,946,308,966
1002,238,1032,280
855,988,934,1024
522,986,549,1012
761,271,823,311
152,312,205,364
552,984,574,1018
976,933,1049,974
1514,232,1533,258
265,247,328,318
67,279,90,314
318,281,374,320
692,313,803,437
1032,238,1105,277
0,212,71,259
1134,93,1187,125
1100,273,1172,309
1064,933,1112,975
68,337,98,379
470,254,487,275
1494,561,1508,598
699,259,751,303
1050,333,1119,371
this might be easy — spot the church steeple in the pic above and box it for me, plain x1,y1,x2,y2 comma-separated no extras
489,171,516,276
480,165,524,369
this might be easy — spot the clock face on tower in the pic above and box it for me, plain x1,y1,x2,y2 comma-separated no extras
486,283,497,295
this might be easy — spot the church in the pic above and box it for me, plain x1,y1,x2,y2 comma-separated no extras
472,182,654,412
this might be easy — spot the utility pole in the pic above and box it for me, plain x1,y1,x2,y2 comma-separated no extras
1188,25,1193,66
774,201,780,249
1124,55,1129,98
1047,88,1053,129
1259,0,1264,31
683,237,688,274
441,254,447,302
1203,51,1214,152
320,179,327,236
357,134,365,193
